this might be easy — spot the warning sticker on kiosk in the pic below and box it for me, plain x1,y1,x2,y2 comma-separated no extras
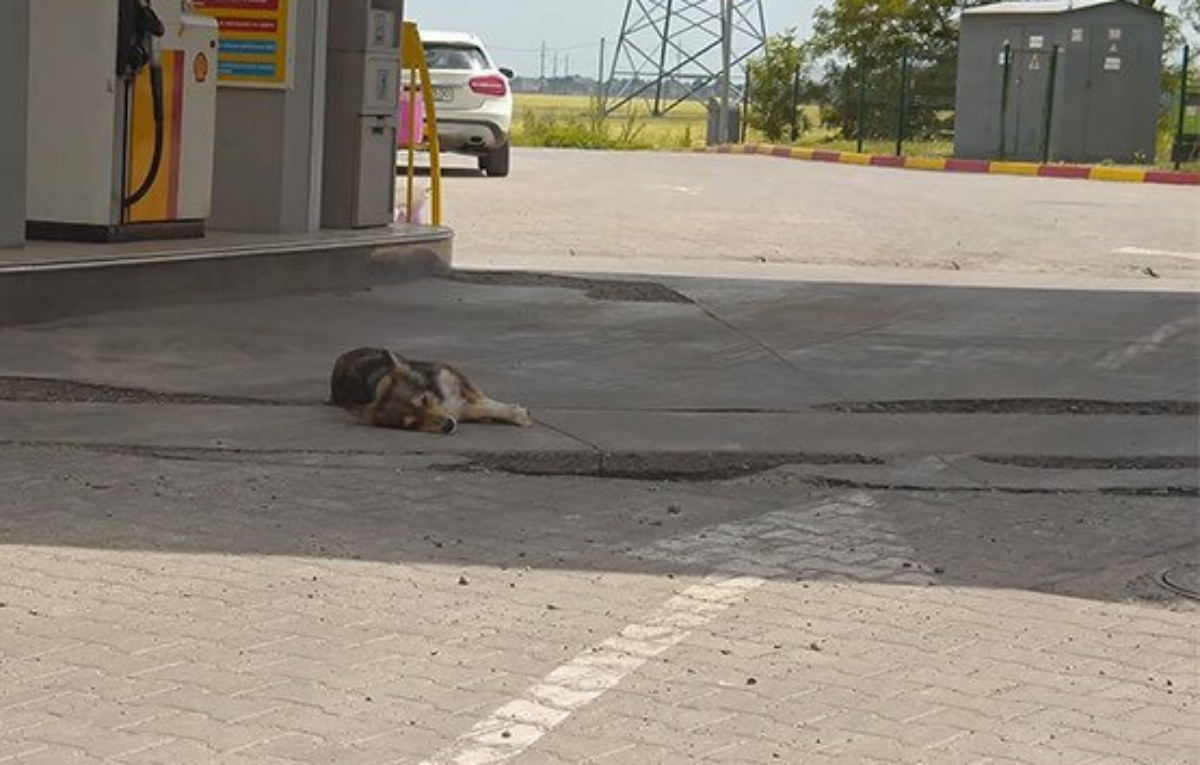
193,0,296,89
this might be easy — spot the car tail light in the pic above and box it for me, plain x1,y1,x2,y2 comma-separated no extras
468,75,508,97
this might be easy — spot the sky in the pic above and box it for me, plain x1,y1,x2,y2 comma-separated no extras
404,1,1194,78
405,0,820,78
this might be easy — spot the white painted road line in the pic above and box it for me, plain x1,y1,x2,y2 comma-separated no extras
1097,315,1200,370
1114,246,1200,262
655,184,702,196
419,493,925,765
418,573,766,765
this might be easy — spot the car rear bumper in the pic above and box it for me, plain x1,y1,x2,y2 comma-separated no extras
436,119,508,154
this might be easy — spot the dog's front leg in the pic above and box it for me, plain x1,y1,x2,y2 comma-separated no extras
460,398,533,427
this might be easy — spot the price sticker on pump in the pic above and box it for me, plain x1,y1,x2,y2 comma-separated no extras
192,0,297,89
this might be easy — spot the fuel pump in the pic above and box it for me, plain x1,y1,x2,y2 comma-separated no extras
26,0,218,242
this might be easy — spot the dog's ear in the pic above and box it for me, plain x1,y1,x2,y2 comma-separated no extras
389,356,425,388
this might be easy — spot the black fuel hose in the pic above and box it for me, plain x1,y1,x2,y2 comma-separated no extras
123,60,165,209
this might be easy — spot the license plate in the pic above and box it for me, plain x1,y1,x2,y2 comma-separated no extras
433,86,455,103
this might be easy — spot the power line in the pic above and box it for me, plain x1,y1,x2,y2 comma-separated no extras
490,41,603,54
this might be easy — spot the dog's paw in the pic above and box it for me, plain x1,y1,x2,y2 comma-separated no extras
514,407,534,427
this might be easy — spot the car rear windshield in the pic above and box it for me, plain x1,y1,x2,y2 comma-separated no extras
423,44,490,71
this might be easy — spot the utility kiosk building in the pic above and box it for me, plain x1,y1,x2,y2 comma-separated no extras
954,0,1165,164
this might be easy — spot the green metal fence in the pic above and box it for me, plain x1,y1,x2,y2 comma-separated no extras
767,44,1197,168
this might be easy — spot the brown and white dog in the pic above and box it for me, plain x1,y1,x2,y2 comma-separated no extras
329,347,532,434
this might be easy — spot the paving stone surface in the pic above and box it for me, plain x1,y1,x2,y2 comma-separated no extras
1,443,1195,764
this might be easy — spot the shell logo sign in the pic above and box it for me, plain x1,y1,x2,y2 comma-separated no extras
193,51,210,83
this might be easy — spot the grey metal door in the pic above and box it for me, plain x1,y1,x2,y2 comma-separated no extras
1010,26,1056,160
1084,22,1139,162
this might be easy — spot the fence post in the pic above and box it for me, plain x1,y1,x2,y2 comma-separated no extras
1040,44,1059,164
856,58,867,153
1175,45,1190,170
791,67,801,142
998,41,1012,159
895,46,910,156
597,37,608,114
741,67,751,142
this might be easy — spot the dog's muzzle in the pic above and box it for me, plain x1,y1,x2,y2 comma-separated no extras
441,418,458,435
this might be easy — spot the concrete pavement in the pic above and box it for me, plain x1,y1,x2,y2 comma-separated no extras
0,271,1197,763
0,227,452,326
1,275,1195,473
442,149,1200,287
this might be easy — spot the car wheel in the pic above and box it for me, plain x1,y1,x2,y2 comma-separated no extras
480,142,511,178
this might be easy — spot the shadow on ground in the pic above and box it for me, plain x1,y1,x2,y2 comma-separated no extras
1,275,1197,607
2,439,1195,608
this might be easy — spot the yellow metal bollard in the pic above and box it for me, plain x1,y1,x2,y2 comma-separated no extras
400,22,442,226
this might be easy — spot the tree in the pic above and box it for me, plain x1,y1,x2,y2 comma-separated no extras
745,32,808,142
807,0,964,140
1162,1,1200,94
1161,0,1200,156
1181,0,1200,40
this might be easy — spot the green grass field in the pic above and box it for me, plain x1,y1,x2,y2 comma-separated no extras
511,93,957,156
510,93,1196,170
510,93,708,150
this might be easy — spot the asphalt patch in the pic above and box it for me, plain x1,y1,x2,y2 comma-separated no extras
818,399,1199,416
806,476,1199,497
977,455,1200,471
0,376,305,406
449,270,693,304
441,450,883,482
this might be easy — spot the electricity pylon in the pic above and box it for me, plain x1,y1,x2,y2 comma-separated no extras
607,0,767,116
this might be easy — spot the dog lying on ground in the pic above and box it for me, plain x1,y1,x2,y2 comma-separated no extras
330,347,532,434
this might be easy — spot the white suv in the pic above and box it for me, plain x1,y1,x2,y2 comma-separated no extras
420,31,514,177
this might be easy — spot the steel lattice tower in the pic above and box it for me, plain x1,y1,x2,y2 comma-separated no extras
607,0,767,116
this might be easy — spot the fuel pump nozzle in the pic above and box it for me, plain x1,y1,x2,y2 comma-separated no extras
117,0,164,79
120,0,167,210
